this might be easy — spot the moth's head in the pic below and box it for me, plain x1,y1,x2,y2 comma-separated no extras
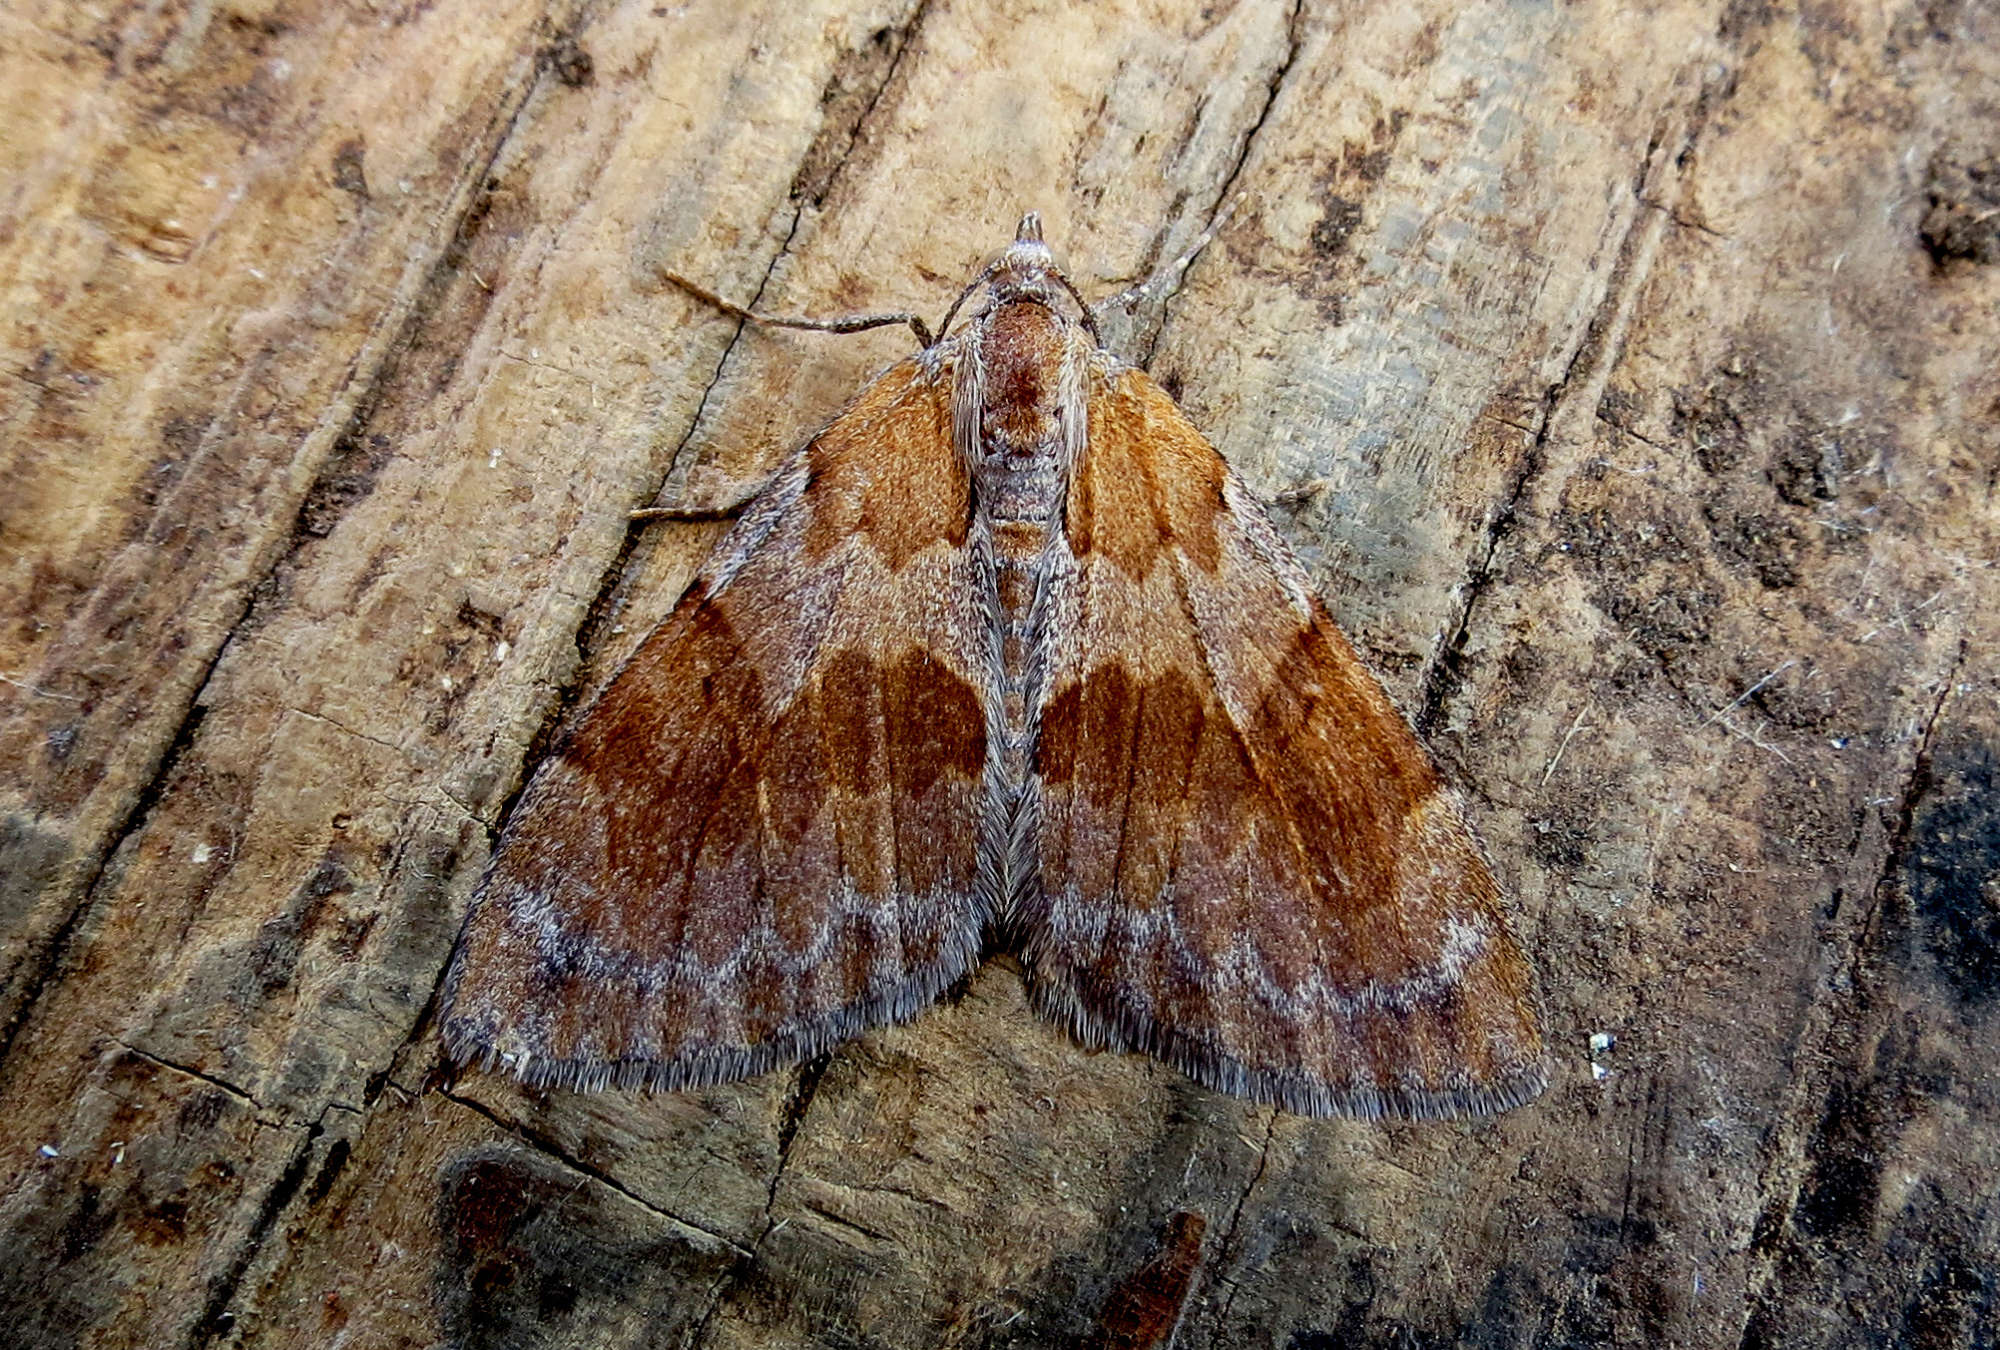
946,212,1096,340
986,212,1059,290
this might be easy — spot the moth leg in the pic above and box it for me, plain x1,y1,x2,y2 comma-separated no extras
658,269,934,347
1089,195,1242,321
628,499,751,523
628,470,775,523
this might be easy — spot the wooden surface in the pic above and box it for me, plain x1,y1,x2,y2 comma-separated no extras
2,1,1996,1347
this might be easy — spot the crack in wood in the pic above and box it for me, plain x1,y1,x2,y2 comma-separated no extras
1204,1109,1279,1336
184,1122,323,1350
798,1200,897,1248
0,0,590,1094
1127,0,1307,373
653,0,935,500
1736,637,1971,1344
1413,63,1725,738
680,1053,830,1346
0,693,215,1079
82,22,615,1347
435,1085,754,1258
113,1039,271,1119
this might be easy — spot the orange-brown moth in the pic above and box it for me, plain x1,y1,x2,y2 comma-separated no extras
440,214,1547,1119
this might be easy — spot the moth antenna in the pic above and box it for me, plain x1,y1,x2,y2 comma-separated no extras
1089,193,1242,321
935,265,996,341
1050,267,1100,344
659,268,935,348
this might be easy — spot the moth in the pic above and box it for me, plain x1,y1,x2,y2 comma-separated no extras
440,214,1547,1119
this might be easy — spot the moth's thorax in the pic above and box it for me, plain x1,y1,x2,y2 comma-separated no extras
976,300,1070,462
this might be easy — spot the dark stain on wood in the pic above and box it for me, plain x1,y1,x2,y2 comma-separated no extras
1086,1209,1207,1350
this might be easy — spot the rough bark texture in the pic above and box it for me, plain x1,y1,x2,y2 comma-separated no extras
2,2,1995,1347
